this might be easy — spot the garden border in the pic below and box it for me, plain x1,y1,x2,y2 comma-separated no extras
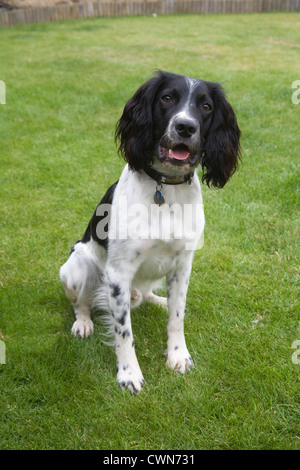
0,0,299,28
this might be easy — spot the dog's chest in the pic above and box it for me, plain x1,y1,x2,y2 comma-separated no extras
114,168,204,242
134,238,185,281
109,166,205,280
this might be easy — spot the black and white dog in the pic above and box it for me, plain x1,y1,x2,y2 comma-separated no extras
60,71,240,394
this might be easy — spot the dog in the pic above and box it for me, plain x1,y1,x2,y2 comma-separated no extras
59,71,241,394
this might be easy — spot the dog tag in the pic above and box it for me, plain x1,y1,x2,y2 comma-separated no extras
154,188,165,205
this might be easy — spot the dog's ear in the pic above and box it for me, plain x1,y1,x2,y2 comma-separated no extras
115,74,162,171
201,83,241,188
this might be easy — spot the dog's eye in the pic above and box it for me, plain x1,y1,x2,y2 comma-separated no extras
203,103,212,111
161,95,172,104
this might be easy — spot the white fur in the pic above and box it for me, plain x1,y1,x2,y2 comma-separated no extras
60,165,204,393
59,71,240,394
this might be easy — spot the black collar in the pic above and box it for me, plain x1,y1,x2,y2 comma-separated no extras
144,167,194,185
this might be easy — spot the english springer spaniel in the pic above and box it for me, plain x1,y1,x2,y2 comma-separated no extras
60,71,241,394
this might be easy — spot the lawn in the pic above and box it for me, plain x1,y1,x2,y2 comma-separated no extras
0,11,299,450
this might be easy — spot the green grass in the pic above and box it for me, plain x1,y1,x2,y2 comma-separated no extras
0,12,299,450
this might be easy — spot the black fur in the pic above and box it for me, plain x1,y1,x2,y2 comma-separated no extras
115,74,163,171
81,181,118,248
201,82,241,188
115,70,241,188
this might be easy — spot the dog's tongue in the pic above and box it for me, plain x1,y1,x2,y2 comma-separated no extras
171,147,190,160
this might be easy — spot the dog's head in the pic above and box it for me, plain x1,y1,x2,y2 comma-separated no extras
115,71,241,188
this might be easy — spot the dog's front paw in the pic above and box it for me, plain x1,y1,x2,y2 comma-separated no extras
117,363,145,395
166,348,194,374
71,319,94,338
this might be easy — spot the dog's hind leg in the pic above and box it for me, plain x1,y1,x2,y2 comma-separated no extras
60,242,103,338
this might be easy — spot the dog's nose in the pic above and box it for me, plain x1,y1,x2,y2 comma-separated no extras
175,117,198,138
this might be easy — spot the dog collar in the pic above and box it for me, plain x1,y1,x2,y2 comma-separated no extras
144,167,194,206
144,167,194,186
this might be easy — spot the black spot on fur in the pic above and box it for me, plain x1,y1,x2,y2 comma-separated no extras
118,309,128,326
110,283,121,297
115,326,122,335
122,329,130,339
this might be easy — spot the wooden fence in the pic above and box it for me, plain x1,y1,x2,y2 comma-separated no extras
0,0,299,27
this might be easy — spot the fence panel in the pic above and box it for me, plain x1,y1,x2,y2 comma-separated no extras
0,0,299,27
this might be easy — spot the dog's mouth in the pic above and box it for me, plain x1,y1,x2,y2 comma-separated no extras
158,144,199,169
